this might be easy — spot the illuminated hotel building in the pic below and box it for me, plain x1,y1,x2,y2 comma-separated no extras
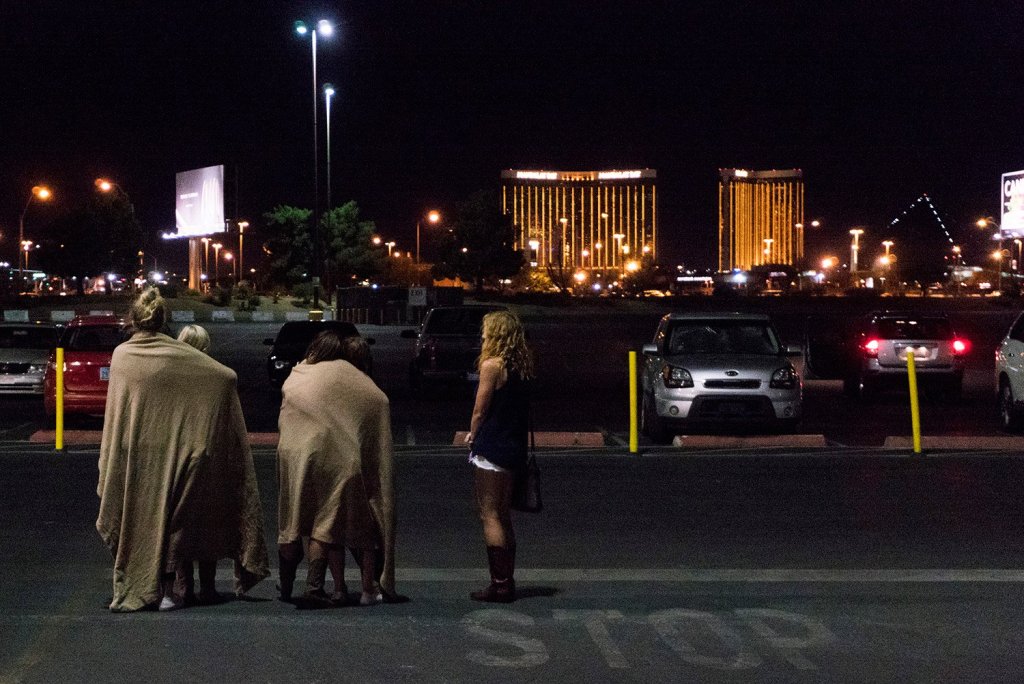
718,168,804,271
501,169,657,271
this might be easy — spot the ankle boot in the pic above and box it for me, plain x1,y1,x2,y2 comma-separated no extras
470,546,516,603
279,552,298,600
305,558,330,604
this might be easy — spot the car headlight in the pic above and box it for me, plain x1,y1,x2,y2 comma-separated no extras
661,364,693,388
770,366,798,389
27,364,46,375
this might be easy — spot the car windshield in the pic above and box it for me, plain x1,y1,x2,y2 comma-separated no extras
274,322,358,347
876,318,952,340
423,308,498,335
64,326,124,352
0,327,55,349
666,320,780,355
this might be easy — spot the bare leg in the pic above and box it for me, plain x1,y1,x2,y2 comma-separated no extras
474,467,515,549
471,466,517,602
357,548,382,605
327,545,348,604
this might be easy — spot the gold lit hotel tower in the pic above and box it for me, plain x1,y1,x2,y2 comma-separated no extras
501,169,657,271
718,168,804,271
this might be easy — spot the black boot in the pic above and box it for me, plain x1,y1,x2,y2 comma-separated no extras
470,546,516,603
305,558,331,605
278,550,298,601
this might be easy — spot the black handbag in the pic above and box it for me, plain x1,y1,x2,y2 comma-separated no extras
512,430,542,513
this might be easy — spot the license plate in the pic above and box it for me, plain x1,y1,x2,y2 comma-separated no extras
898,346,931,360
100,367,110,381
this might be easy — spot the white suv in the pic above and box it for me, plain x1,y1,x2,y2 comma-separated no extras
995,313,1024,430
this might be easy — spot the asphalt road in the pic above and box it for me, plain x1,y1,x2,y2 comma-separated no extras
3,444,1024,682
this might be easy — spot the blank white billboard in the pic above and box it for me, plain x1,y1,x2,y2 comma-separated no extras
1002,169,1024,238
173,165,225,238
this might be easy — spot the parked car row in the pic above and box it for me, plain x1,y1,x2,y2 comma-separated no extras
10,306,1024,443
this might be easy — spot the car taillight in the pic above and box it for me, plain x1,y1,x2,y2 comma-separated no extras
661,365,693,388
952,338,969,355
862,338,880,357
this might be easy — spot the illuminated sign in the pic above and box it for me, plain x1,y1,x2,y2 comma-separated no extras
734,170,749,178
597,170,642,180
516,171,558,180
1002,169,1024,237
170,165,225,239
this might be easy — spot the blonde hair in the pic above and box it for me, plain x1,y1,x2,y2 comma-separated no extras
177,324,211,353
130,287,167,332
477,310,534,380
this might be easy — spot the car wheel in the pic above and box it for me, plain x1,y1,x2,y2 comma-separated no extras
641,392,671,444
1000,381,1024,432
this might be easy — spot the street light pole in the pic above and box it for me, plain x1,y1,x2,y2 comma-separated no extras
19,186,52,290
237,221,248,282
295,19,334,310
212,242,222,286
416,210,441,264
323,84,335,212
849,228,864,285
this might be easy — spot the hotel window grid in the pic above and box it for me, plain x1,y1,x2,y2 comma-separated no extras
718,169,805,271
500,169,657,271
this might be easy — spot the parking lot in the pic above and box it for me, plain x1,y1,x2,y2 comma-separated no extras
0,300,1020,448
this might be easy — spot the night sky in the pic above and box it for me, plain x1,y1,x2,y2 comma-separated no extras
2,1,1021,273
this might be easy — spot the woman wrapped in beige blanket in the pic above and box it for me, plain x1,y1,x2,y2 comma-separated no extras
96,289,269,611
276,331,398,606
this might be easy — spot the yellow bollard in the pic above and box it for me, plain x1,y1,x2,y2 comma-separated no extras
906,351,922,454
628,351,638,453
55,347,64,452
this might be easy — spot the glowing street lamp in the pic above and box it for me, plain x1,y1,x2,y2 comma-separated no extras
19,185,52,287
849,228,865,281
762,238,774,261
212,242,223,284
385,241,396,257
416,209,441,264
223,251,236,284
21,241,33,271
294,17,335,308
236,221,249,280
372,235,382,246
882,240,894,257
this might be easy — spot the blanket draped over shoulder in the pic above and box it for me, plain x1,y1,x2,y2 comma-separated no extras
96,332,269,612
277,359,396,596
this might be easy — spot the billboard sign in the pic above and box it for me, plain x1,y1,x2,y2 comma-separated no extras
1002,169,1024,238
171,165,225,238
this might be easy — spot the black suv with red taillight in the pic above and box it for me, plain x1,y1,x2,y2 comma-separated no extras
843,311,969,400
400,305,507,394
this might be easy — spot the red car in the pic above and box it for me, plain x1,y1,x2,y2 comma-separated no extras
44,316,127,416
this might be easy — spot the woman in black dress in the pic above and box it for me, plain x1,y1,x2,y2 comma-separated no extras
464,310,533,602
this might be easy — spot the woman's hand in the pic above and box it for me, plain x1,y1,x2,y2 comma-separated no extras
464,432,473,445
